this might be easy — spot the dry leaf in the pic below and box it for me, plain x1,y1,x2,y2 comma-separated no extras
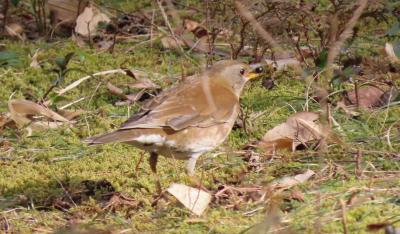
290,189,305,202
184,19,208,38
107,82,147,105
5,23,25,40
8,100,69,129
48,0,88,24
258,112,322,152
385,42,400,64
344,86,397,109
75,5,110,37
269,169,315,190
30,49,41,68
107,82,126,99
167,183,211,216
57,109,84,120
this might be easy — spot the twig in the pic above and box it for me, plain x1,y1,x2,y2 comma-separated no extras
0,215,9,233
234,1,280,52
326,0,368,68
150,9,155,48
156,0,185,54
54,177,77,208
2,0,9,31
59,97,86,110
355,149,362,177
56,69,126,96
340,199,348,234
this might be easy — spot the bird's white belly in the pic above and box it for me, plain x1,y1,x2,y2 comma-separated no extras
127,122,234,160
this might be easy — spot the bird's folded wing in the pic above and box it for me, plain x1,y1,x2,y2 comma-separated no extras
120,81,239,130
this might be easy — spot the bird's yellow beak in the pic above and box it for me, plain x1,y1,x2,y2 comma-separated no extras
245,66,264,80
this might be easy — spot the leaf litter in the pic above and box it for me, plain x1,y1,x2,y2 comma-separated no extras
2,99,83,134
258,112,325,152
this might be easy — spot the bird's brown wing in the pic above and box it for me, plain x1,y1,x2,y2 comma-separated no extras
120,78,239,131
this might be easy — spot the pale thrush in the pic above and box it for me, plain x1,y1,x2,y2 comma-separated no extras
86,60,264,185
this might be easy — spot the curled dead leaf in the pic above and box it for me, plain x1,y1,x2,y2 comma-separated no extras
75,5,110,37
107,82,147,106
343,85,398,110
30,49,41,68
9,100,69,128
183,19,208,38
258,112,323,152
385,42,400,64
5,23,25,40
6,100,81,133
57,109,84,121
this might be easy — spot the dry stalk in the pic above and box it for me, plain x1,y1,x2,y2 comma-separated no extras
156,0,185,54
234,0,280,52
340,199,348,234
326,0,368,68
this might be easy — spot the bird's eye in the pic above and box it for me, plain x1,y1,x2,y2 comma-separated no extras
240,68,245,75
255,67,264,73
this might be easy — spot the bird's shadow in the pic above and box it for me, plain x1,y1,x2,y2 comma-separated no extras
1,176,123,211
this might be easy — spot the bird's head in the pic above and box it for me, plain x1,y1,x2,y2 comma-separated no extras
206,60,265,95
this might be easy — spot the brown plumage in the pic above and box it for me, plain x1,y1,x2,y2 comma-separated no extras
86,60,264,180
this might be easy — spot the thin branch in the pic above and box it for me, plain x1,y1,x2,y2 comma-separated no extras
326,0,368,68
234,0,280,52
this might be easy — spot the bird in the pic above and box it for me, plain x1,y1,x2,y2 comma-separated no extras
85,60,264,192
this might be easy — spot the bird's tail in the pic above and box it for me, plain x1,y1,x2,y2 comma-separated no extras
84,130,138,145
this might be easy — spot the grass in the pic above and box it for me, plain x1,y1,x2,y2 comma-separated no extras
1,11,400,234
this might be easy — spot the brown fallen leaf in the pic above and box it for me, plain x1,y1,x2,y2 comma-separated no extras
107,82,147,106
183,19,208,38
7,100,74,134
258,112,323,152
57,109,85,121
9,100,69,127
5,23,25,40
290,189,305,202
75,5,110,37
344,85,398,109
48,0,88,25
107,82,126,99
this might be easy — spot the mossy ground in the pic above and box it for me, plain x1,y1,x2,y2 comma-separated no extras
1,6,400,234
